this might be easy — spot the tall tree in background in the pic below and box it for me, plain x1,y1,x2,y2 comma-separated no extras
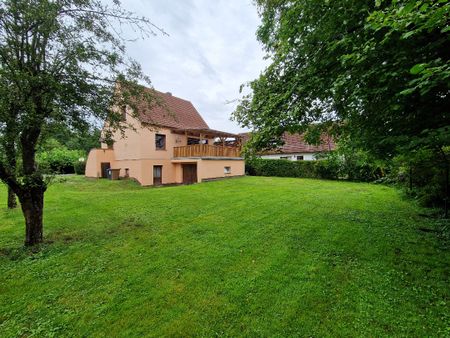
0,0,163,246
234,0,449,209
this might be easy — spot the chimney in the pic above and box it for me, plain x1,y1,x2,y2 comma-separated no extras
166,92,172,96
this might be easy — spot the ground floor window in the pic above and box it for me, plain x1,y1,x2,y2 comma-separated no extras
224,166,231,174
296,155,304,161
153,165,162,185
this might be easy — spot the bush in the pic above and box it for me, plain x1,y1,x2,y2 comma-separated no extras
315,158,340,180
245,155,384,182
74,160,86,175
245,158,337,180
37,147,85,174
391,149,449,209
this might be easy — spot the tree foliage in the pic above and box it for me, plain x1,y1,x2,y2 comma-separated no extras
36,138,85,174
234,0,448,154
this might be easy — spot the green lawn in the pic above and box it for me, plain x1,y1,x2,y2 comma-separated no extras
0,176,448,337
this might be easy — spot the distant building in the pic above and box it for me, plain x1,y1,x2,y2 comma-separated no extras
240,132,335,161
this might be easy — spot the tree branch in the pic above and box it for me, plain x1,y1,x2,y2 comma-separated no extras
0,161,22,195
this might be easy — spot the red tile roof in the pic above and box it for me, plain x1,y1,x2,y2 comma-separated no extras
241,132,336,154
137,89,209,130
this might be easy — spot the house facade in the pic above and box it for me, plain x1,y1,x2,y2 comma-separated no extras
85,90,244,186
241,132,335,161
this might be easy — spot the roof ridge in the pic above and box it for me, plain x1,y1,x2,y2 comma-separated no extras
153,89,193,104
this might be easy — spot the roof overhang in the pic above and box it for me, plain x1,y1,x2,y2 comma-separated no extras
171,128,240,139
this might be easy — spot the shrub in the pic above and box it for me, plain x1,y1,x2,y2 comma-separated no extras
74,160,86,175
315,158,340,180
37,147,85,174
245,155,384,182
391,149,449,209
245,158,336,180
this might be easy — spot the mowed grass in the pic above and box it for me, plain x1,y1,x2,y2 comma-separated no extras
0,176,448,337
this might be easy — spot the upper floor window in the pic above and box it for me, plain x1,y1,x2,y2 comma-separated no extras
187,137,208,145
187,137,199,145
155,134,166,150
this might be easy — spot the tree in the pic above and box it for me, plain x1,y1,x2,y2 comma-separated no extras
233,0,449,210
0,0,163,246
49,124,101,154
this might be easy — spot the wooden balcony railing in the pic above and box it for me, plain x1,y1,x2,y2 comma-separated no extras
173,144,241,158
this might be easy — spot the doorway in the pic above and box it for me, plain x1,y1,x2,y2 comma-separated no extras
100,162,111,178
153,165,162,185
182,164,197,184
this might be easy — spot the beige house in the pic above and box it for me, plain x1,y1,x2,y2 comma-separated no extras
85,90,244,186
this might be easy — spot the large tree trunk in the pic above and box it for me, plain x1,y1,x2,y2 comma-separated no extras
19,124,46,246
7,186,17,209
18,186,44,246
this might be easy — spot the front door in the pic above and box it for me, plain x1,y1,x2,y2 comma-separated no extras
153,165,162,185
182,164,197,184
101,162,110,178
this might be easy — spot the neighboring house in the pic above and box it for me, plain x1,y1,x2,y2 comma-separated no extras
240,132,335,161
85,89,244,186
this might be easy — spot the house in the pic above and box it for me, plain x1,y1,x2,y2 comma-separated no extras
85,89,244,186
240,132,335,161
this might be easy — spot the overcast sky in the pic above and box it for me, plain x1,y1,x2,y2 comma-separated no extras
121,0,267,133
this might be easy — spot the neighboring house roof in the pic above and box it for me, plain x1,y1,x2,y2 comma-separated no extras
137,89,209,130
240,132,336,154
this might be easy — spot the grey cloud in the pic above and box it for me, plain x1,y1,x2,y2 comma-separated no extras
120,0,267,132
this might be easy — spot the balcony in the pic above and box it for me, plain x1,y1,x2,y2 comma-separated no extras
173,144,241,158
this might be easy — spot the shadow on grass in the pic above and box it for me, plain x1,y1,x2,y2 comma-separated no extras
0,214,160,262
0,243,53,261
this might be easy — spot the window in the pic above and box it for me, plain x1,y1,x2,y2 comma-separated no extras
153,165,162,185
187,137,209,145
155,134,166,150
296,155,304,161
280,156,290,160
187,137,199,145
124,168,129,177
224,166,231,174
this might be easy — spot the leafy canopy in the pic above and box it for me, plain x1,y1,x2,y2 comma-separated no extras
233,0,449,158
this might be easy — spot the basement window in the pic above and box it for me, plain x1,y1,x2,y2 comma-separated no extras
224,166,231,174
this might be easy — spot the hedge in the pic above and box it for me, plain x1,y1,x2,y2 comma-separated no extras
245,158,382,182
